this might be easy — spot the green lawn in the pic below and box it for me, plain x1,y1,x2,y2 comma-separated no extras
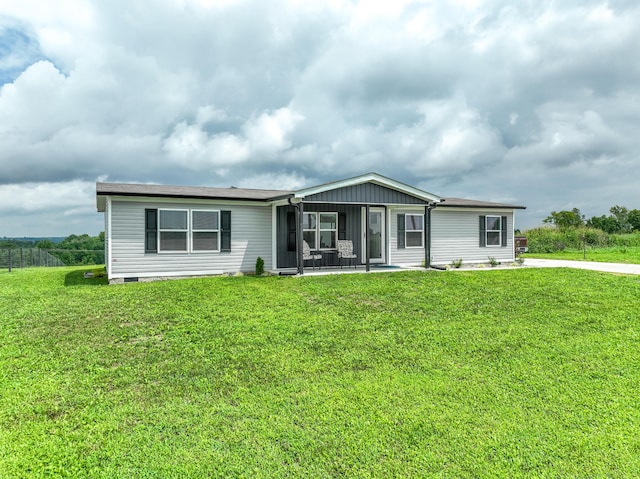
524,245,640,264
1,266,640,478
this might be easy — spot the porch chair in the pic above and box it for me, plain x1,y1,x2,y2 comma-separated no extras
303,240,323,270
337,240,357,268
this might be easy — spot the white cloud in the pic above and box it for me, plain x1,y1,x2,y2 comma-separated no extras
243,107,304,156
1,0,640,234
0,180,94,214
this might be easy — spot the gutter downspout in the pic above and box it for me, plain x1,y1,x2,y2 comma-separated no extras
425,201,438,269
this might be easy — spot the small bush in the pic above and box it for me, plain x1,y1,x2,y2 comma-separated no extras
255,257,265,275
524,227,610,253
451,259,463,269
488,256,499,267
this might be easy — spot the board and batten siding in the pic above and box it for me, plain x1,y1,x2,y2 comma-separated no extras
109,200,273,278
304,183,427,205
388,207,427,266
431,209,514,264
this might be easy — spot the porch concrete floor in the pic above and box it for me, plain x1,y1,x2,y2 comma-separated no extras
273,264,427,276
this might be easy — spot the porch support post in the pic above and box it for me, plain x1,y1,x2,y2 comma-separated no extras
425,203,435,269
365,204,370,272
424,205,430,269
297,201,304,275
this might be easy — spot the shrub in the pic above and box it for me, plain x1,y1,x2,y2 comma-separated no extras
524,227,610,253
255,257,265,275
488,256,499,267
609,234,640,247
451,258,463,269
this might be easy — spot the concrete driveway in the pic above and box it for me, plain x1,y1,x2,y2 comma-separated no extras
525,258,640,275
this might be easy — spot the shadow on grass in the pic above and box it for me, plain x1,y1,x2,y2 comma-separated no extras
64,268,109,287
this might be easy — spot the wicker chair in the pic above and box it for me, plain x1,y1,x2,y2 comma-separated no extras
303,240,322,270
337,240,357,268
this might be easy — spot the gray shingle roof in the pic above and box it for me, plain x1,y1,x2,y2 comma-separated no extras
96,182,293,201
96,181,525,210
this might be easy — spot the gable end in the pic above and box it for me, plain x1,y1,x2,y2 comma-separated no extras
303,183,428,205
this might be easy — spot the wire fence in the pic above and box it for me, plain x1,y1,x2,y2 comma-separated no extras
0,248,105,271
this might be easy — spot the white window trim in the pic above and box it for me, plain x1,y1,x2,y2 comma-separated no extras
318,212,338,251
158,208,189,253
405,214,424,249
191,209,220,253
485,215,502,248
303,212,318,250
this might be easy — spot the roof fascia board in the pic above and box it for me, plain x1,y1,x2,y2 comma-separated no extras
433,206,520,213
437,204,526,210
301,200,429,206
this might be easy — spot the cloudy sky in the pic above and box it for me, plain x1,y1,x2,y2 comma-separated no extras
1,0,639,237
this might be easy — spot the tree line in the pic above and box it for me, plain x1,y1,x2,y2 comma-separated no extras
543,206,640,234
0,233,105,266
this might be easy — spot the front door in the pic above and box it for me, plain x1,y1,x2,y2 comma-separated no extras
362,207,386,263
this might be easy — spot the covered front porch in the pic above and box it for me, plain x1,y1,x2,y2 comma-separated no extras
272,173,441,275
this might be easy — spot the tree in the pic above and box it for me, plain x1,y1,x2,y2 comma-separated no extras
543,208,585,229
586,215,619,234
628,209,640,232
35,239,55,249
609,205,632,233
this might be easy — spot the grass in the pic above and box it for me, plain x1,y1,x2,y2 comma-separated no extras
524,245,640,264
1,266,640,477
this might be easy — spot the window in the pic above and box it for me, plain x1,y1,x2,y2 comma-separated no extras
192,210,219,252
301,211,338,250
319,213,337,249
480,215,507,247
486,216,501,246
148,209,230,253
405,214,424,248
303,212,317,249
159,209,188,252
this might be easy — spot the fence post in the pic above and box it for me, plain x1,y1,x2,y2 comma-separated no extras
8,248,11,272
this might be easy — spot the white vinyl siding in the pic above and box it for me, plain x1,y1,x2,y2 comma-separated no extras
109,200,272,278
104,197,111,276
431,209,514,264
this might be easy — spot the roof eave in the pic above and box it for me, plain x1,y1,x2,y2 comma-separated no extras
438,203,527,210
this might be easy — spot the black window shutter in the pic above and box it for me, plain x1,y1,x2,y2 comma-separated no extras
287,211,296,252
338,212,347,240
479,215,486,247
145,209,157,253
397,214,405,249
221,211,231,252
501,215,508,247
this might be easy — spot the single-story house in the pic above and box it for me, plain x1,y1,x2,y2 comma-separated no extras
96,172,525,282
